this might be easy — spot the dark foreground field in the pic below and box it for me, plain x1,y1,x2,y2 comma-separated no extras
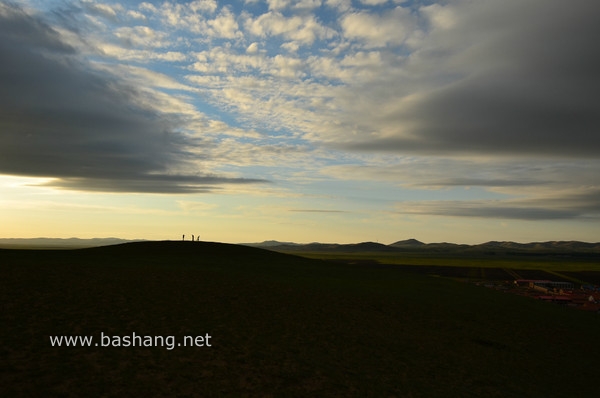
2,241,599,397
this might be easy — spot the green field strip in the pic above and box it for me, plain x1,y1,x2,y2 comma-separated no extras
288,251,600,272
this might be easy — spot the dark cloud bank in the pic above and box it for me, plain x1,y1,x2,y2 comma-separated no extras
347,0,600,158
0,2,264,193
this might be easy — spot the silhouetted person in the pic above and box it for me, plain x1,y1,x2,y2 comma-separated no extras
182,234,185,241
197,236,200,241
192,234,194,241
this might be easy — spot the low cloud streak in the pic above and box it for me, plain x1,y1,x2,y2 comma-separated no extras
396,188,600,221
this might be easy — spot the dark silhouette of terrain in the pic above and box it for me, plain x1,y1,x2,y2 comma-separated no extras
245,239,600,254
0,237,142,249
2,241,599,397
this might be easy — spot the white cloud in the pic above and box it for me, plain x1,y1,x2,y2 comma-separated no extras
186,70,333,135
204,138,317,170
127,10,146,20
134,88,201,118
420,3,457,31
189,45,318,80
114,26,169,48
281,41,300,53
340,51,382,67
191,0,218,13
207,7,241,39
244,11,332,45
94,63,195,92
359,0,388,5
341,6,415,47
160,51,188,61
270,54,303,78
156,1,216,32
96,42,186,62
246,42,259,54
294,0,323,10
82,1,124,20
203,120,263,139
307,51,390,83
139,2,157,14
185,74,223,87
267,0,293,10
190,46,266,74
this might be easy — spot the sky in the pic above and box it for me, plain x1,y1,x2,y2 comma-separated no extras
1,0,599,244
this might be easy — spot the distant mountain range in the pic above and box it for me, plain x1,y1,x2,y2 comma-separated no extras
242,239,600,254
2,237,599,254
0,238,144,249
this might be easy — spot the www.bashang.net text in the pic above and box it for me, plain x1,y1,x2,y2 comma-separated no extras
49,332,212,350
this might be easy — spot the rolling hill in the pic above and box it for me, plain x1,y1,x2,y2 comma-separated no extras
0,237,142,249
2,241,599,397
245,239,600,254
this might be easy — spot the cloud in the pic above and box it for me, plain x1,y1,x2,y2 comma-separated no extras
139,2,158,14
267,0,293,11
294,0,323,10
40,175,263,194
323,158,600,221
81,0,124,21
359,0,388,5
96,42,188,62
246,42,259,54
395,188,600,221
0,3,266,193
114,26,170,48
341,7,415,48
320,158,598,190
152,1,217,32
396,200,580,221
189,0,218,14
126,10,146,20
95,64,196,92
215,140,313,168
6,0,591,232
207,7,241,39
336,0,600,158
245,11,331,46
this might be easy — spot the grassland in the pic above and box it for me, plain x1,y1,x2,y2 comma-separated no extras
2,241,600,397
282,250,600,271
280,249,600,285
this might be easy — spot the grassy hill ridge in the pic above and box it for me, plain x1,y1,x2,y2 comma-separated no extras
246,239,600,254
2,241,599,397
